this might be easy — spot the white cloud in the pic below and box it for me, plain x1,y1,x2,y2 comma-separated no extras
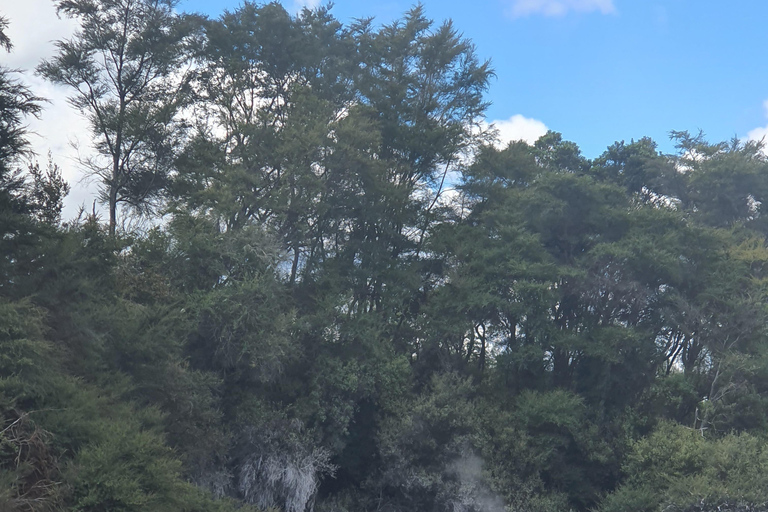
3,0,79,71
507,0,616,18
487,114,549,148
747,99,768,147
748,125,768,144
3,0,95,219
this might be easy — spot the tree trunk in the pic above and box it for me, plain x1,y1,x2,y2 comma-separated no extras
109,187,117,236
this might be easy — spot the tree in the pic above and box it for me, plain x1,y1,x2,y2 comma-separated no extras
599,422,768,512
38,0,198,234
0,18,41,183
670,131,768,228
177,2,353,287
26,153,70,225
591,137,684,203
0,15,46,292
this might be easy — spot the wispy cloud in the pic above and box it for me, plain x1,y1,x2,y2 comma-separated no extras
506,0,616,19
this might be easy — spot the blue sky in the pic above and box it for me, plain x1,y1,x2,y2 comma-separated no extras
4,0,768,215
176,0,768,158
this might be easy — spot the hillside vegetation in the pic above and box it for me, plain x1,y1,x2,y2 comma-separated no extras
2,2,768,511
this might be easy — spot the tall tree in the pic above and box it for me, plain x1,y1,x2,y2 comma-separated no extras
38,0,198,234
176,2,353,277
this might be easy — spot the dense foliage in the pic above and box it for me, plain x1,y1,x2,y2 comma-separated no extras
2,2,768,511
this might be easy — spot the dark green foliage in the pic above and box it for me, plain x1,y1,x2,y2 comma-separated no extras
671,500,768,512
366,373,496,512
4,3,768,511
0,58,47,294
